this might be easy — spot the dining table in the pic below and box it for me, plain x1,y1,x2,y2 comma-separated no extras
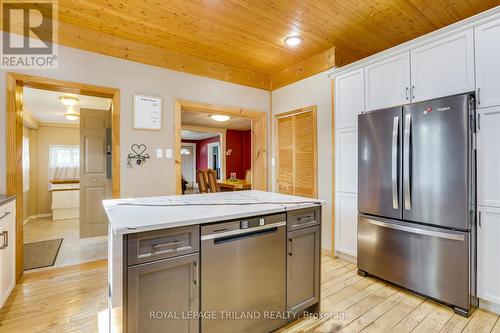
217,179,252,191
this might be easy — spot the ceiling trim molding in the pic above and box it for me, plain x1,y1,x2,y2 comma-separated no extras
57,22,271,90
270,46,336,90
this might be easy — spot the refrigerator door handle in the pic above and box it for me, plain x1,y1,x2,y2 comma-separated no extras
392,116,399,209
404,113,412,210
364,218,465,241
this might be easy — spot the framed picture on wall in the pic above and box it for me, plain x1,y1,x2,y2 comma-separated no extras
133,94,162,130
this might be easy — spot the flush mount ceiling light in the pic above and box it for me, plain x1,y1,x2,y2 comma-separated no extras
64,106,80,121
210,114,231,122
59,96,79,107
284,35,302,47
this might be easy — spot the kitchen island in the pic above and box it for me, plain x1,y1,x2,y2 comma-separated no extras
105,190,324,333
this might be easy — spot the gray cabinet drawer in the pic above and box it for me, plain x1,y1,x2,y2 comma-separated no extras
127,225,199,266
287,207,321,231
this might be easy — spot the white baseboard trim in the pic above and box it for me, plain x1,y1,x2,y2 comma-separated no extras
479,299,500,315
335,251,357,264
23,213,52,225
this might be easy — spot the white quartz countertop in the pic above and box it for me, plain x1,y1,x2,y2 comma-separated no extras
103,190,325,235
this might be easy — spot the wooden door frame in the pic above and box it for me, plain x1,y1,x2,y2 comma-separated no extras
174,99,267,194
274,105,318,198
6,72,121,281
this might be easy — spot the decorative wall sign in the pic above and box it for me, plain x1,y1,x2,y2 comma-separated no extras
133,94,162,130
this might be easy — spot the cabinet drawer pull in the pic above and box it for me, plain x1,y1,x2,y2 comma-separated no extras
297,215,313,222
0,231,8,250
288,238,293,256
0,211,10,221
152,240,180,250
193,261,198,286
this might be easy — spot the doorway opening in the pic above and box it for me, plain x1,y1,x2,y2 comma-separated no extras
6,73,120,280
174,100,267,194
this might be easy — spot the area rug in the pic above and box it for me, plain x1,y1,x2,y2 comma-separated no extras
23,238,63,270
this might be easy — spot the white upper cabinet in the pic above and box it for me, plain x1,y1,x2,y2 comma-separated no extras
335,69,364,129
410,30,474,103
477,107,500,208
477,206,500,305
475,18,500,109
365,52,411,110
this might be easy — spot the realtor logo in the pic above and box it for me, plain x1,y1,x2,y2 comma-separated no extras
1,0,58,69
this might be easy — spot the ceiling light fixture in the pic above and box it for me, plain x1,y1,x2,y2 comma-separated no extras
59,96,79,107
64,106,80,121
210,115,230,122
284,35,302,47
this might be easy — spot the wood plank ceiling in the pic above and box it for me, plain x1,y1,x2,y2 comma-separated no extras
43,1,500,89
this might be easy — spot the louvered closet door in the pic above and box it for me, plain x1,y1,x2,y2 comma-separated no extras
277,116,294,194
276,107,317,198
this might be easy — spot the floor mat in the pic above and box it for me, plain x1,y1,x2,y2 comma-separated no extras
23,238,63,270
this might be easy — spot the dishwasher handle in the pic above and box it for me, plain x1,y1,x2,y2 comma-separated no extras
201,221,286,242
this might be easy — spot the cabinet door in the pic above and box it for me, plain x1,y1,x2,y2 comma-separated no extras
410,30,474,102
287,225,320,313
477,107,500,208
336,192,358,256
475,19,500,108
0,203,15,307
51,191,72,209
477,207,500,304
127,253,199,333
336,128,358,193
365,52,411,110
335,69,364,129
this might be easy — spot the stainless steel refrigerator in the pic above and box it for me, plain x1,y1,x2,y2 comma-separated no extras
357,93,478,317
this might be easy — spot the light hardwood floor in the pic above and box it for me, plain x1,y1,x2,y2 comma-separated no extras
0,255,498,332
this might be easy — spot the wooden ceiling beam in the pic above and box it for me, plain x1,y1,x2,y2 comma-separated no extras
271,46,336,91
56,22,271,90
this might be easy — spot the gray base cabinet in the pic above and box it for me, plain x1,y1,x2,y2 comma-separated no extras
126,253,199,333
287,208,321,313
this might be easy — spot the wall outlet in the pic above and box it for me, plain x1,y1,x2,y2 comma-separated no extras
156,148,163,158
165,149,173,158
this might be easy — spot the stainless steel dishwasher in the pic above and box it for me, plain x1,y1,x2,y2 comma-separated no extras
201,213,287,333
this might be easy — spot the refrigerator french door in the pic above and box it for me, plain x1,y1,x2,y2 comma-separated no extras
357,93,477,317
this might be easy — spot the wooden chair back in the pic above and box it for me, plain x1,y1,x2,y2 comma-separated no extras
206,169,219,193
196,170,208,193
245,169,252,182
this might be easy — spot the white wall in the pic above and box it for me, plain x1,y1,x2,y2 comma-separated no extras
271,71,333,251
0,34,270,198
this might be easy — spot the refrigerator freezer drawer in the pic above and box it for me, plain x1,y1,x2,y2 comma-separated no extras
358,214,471,310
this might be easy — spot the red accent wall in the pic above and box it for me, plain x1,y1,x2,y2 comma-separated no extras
182,136,220,171
226,129,251,179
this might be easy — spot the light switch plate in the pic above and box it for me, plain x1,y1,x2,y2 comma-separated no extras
165,149,173,158
156,148,163,158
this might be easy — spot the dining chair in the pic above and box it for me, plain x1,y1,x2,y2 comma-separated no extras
245,169,252,182
206,169,219,193
196,170,208,193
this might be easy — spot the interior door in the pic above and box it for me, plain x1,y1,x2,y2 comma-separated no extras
402,94,472,230
358,106,403,219
80,108,109,238
181,145,195,188
276,108,317,198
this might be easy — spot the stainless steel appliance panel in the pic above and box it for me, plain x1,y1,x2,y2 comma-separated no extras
402,94,472,230
358,214,470,309
201,219,286,333
358,106,403,219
